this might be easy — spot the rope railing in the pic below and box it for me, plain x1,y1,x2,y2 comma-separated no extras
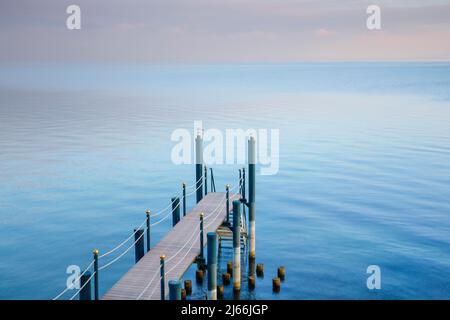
69,271,96,301
98,228,146,271
97,177,208,262
99,219,147,259
52,260,95,300
54,170,243,300
150,179,202,218
184,175,203,190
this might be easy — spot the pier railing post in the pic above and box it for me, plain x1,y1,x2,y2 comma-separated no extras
134,228,145,263
146,210,151,252
204,166,208,195
248,136,256,260
226,185,230,224
239,169,242,194
160,255,165,300
171,197,180,226
197,212,206,269
93,249,99,300
79,271,92,300
207,232,218,300
195,134,203,203
232,200,241,292
169,280,182,300
182,183,186,217
243,167,246,200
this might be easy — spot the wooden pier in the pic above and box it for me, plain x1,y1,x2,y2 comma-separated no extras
52,135,256,301
103,192,240,300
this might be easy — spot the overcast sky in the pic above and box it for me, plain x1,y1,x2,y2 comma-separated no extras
1,0,450,62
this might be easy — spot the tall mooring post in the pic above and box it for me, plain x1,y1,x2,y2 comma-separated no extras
232,200,241,292
195,134,203,203
207,232,218,300
248,136,256,259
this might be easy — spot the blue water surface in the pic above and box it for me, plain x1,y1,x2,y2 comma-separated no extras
0,62,449,299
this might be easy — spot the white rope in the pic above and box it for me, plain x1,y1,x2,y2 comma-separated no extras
98,229,146,271
52,260,95,300
69,271,96,301
149,210,173,227
184,175,203,189
146,274,163,300
99,219,147,259
184,180,204,197
149,179,202,219
136,268,162,300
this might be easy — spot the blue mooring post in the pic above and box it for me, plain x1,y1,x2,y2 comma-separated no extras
195,134,203,203
160,255,165,300
204,166,208,195
207,232,218,300
146,210,151,252
93,249,99,300
248,136,256,259
232,200,241,291
169,280,182,300
134,228,145,263
79,271,92,300
171,197,180,226
226,184,230,224
182,183,186,217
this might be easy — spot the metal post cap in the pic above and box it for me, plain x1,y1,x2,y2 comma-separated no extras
93,249,99,255
182,182,186,187
200,212,204,218
160,255,165,260
146,209,151,215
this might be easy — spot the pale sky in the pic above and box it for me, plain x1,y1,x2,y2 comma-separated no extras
1,0,450,62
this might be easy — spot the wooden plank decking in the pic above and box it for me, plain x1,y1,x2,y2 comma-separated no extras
103,192,240,300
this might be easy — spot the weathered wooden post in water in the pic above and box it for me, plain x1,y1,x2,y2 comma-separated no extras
134,228,145,262
171,197,180,226
232,200,241,292
248,136,256,259
207,232,218,300
169,280,182,300
79,271,92,300
195,134,203,203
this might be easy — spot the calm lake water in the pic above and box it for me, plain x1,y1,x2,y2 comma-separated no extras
0,63,449,299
